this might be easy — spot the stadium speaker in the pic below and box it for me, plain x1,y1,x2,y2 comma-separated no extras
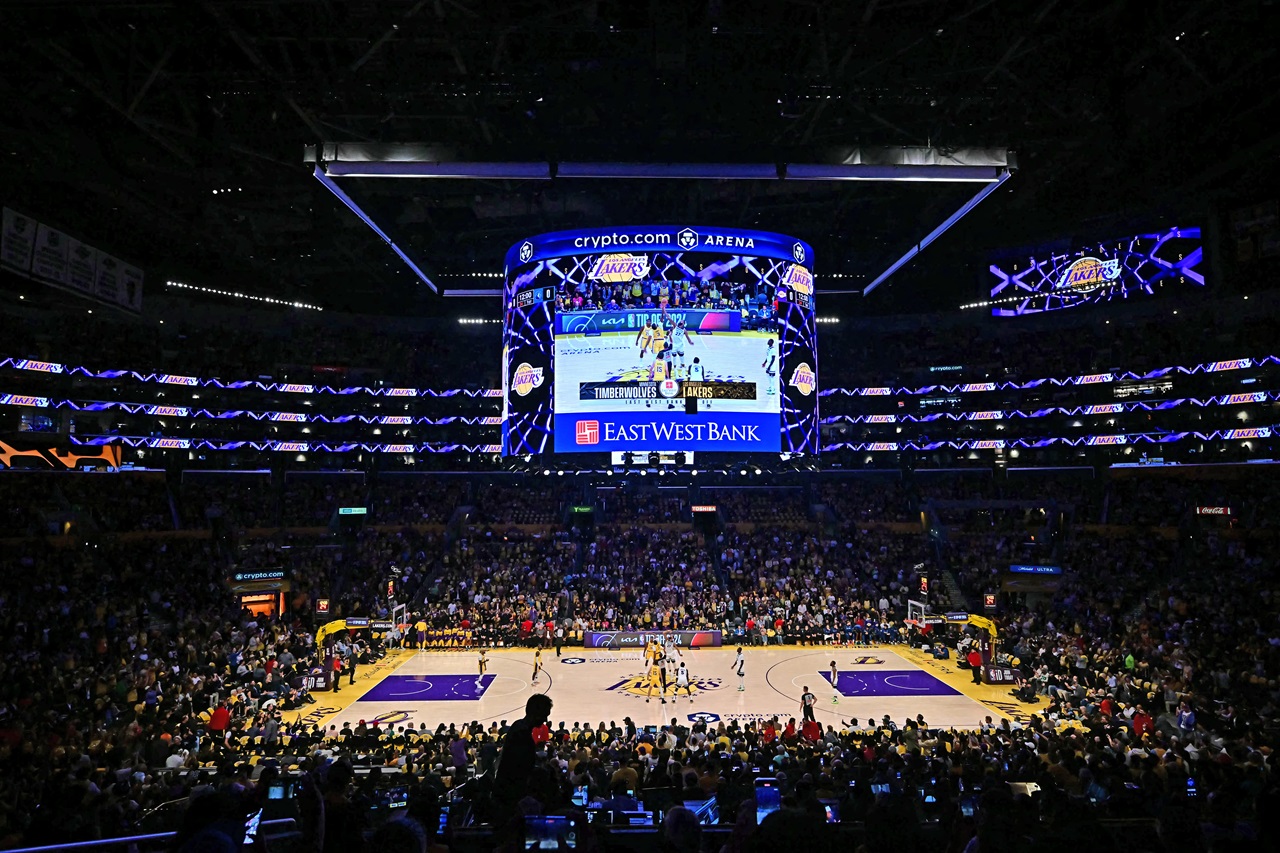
685,396,698,415
674,452,687,466
648,451,661,467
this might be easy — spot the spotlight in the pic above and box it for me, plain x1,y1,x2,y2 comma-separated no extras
543,469,551,476
754,468,762,475
648,452,660,467
740,469,747,476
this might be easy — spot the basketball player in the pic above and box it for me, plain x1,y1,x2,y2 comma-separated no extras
830,660,839,704
675,661,694,703
762,338,778,396
668,320,694,376
648,350,671,382
688,357,705,383
663,634,681,694
650,321,668,358
731,646,745,692
646,643,668,704
531,647,543,685
476,649,489,689
636,321,656,358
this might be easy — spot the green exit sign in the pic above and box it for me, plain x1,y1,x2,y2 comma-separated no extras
338,507,368,515
571,506,594,513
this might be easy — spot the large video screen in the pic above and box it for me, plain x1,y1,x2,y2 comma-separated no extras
988,226,1203,316
502,227,818,456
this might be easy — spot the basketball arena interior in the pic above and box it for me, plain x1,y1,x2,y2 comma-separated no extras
1,3,1279,852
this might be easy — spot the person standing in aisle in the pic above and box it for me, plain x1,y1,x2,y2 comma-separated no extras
731,647,745,692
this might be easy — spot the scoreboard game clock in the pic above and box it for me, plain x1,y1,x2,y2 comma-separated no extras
501,226,820,457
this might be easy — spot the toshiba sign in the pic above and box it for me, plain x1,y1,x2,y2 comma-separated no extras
1195,506,1231,516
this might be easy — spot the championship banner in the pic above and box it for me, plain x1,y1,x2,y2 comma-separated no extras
0,207,142,312
583,630,722,649
1,208,35,272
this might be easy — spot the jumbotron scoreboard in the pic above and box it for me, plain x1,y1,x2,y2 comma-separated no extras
501,226,818,457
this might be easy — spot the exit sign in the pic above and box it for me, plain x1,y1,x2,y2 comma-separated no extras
571,506,594,513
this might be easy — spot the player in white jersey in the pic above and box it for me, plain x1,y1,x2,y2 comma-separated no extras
731,646,745,691
663,633,682,665
667,321,694,376
762,339,778,396
687,357,709,409
675,661,693,702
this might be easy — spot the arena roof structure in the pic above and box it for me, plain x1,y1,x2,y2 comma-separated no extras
1,0,1277,315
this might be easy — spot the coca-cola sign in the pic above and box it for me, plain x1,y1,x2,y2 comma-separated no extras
1195,506,1231,516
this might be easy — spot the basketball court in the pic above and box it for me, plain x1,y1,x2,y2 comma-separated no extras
297,645,1041,733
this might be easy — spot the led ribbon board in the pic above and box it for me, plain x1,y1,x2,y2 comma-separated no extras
989,226,1203,316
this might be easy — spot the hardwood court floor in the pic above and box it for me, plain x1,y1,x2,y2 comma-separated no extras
296,645,1044,733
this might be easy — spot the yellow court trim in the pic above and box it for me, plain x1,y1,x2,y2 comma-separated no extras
896,646,1049,723
288,649,418,730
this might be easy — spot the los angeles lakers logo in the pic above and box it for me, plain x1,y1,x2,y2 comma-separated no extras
372,710,416,726
604,673,725,699
1054,256,1121,293
790,362,816,396
850,656,885,665
510,362,545,396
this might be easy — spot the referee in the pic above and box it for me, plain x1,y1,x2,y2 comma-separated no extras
801,686,817,723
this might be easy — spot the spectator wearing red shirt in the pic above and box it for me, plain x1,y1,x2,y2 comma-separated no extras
967,649,984,684
761,720,777,744
207,702,230,752
1132,707,1154,738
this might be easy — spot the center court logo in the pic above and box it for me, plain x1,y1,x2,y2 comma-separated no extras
790,362,816,396
588,253,651,283
511,362,545,397
605,672,724,700
1055,256,1121,292
576,420,600,445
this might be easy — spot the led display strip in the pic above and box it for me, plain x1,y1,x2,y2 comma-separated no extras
820,357,1270,397
63,424,1272,455
2,353,1273,400
68,435,502,453
820,391,1279,424
822,426,1274,452
0,395,504,425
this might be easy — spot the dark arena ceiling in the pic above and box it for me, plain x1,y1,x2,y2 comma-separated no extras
0,0,1277,316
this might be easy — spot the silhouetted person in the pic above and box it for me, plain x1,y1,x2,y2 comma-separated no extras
492,693,553,812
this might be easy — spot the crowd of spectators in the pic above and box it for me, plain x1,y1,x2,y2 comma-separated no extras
699,488,810,524
1,470,1278,851
553,275,782,325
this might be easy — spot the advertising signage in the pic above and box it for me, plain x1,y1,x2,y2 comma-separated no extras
1009,564,1062,575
